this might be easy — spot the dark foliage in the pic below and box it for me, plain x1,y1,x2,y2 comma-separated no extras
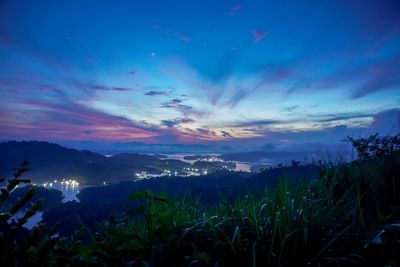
348,133,400,161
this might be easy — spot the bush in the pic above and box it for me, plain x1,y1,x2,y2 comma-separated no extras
348,133,400,161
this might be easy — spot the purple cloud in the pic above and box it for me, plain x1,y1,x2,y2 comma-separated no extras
0,98,158,141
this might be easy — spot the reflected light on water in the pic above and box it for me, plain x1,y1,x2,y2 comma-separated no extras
42,179,82,202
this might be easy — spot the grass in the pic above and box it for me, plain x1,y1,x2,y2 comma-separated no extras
82,162,395,266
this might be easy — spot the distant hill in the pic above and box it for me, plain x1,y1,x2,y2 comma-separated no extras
221,150,312,164
0,141,242,185
0,141,188,184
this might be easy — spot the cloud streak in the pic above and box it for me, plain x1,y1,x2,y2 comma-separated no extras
89,85,132,92
144,91,170,96
160,97,208,117
152,24,192,42
161,118,195,128
0,97,158,141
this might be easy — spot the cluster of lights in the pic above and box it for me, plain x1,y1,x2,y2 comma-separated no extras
201,156,223,162
41,179,79,188
133,160,234,180
42,182,54,187
184,167,200,172
60,179,79,186
135,169,180,180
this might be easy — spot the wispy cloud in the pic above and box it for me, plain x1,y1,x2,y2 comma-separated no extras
182,127,219,141
283,105,299,112
144,91,170,96
220,130,233,138
160,97,208,117
161,118,195,128
160,57,305,109
0,97,158,141
352,57,400,98
224,87,247,108
305,56,400,99
89,85,132,92
308,112,373,123
152,24,192,42
227,119,279,128
161,98,183,107
366,24,400,57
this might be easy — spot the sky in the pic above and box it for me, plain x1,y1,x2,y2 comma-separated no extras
0,0,400,153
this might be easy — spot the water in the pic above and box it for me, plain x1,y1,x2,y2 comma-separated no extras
160,153,254,172
40,181,92,202
104,152,257,172
12,182,91,230
233,161,253,172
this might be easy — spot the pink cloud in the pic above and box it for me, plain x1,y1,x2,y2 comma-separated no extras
0,97,218,143
250,29,269,43
0,99,158,141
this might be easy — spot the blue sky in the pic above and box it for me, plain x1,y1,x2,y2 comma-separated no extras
0,0,399,151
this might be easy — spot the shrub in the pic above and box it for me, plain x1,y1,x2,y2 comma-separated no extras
348,133,400,161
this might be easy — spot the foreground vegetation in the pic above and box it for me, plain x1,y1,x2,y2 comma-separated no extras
1,134,400,266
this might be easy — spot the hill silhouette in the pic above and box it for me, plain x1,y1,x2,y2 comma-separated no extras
0,141,190,184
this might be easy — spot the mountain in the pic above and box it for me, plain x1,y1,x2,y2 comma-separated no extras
0,141,186,184
56,140,221,154
221,150,314,164
0,141,241,184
